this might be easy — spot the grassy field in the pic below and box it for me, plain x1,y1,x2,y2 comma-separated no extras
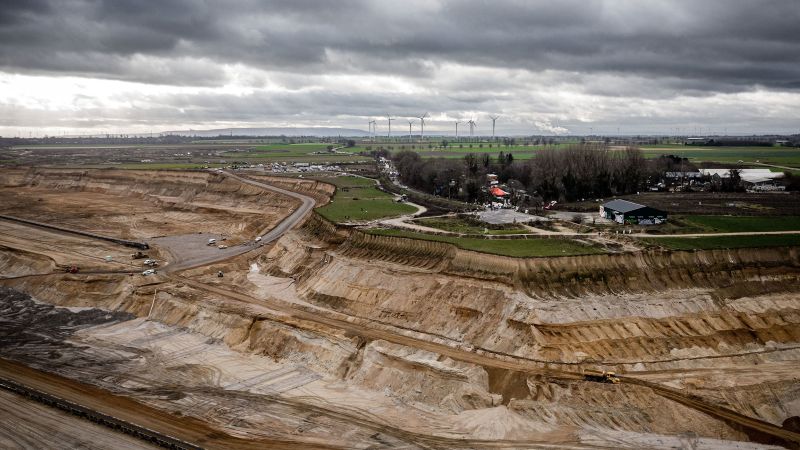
638,146,800,166
378,143,800,166
368,229,605,257
677,215,800,233
315,176,416,222
644,234,800,250
414,216,529,234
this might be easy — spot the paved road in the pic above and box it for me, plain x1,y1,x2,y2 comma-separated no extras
163,170,316,272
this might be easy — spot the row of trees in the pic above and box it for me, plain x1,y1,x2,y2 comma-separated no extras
392,144,655,203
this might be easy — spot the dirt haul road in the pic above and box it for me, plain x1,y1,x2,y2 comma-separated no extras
162,171,315,273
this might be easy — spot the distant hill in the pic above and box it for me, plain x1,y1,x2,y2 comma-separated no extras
163,127,369,137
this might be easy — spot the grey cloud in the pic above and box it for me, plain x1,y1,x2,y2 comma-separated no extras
0,0,798,93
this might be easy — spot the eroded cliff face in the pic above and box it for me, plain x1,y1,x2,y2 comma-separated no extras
249,217,800,432
265,221,800,366
2,171,798,448
0,271,762,446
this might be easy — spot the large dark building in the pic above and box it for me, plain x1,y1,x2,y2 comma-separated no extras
600,200,667,225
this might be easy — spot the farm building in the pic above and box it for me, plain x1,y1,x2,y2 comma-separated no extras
489,186,509,198
742,177,785,192
600,200,668,225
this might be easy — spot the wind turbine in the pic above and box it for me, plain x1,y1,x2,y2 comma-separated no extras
454,121,461,139
369,120,377,139
468,119,477,138
407,119,415,140
387,114,394,138
418,112,429,139
489,115,499,139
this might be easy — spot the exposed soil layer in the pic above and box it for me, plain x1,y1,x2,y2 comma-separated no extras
0,168,299,241
1,168,798,449
0,388,159,450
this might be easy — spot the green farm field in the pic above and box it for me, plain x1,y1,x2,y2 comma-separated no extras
372,142,800,166
367,229,605,257
414,216,529,234
315,176,416,222
644,234,800,250
638,146,800,167
220,143,370,163
677,215,800,233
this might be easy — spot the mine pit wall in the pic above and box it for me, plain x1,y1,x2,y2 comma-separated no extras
0,274,359,375
0,273,503,415
297,215,800,303
268,217,800,426
0,168,302,239
243,174,336,207
2,225,798,437
279,215,800,364
336,226,800,297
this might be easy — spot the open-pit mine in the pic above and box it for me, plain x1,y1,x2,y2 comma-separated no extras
1,167,799,449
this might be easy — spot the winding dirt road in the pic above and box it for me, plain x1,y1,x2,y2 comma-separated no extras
163,171,316,273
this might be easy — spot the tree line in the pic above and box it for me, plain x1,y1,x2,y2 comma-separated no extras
392,144,655,204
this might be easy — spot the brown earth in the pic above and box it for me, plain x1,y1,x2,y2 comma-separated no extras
1,168,798,449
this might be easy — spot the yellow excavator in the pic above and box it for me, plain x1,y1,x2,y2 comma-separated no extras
584,370,620,384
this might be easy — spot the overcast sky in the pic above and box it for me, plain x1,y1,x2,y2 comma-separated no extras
1,0,799,136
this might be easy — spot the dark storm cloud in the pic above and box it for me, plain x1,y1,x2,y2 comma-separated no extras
1,0,799,93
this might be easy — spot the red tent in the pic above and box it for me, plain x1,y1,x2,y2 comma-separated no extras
489,186,509,197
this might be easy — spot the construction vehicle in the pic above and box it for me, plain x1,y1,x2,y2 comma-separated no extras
143,259,159,267
583,370,620,384
142,269,156,276
131,251,148,259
